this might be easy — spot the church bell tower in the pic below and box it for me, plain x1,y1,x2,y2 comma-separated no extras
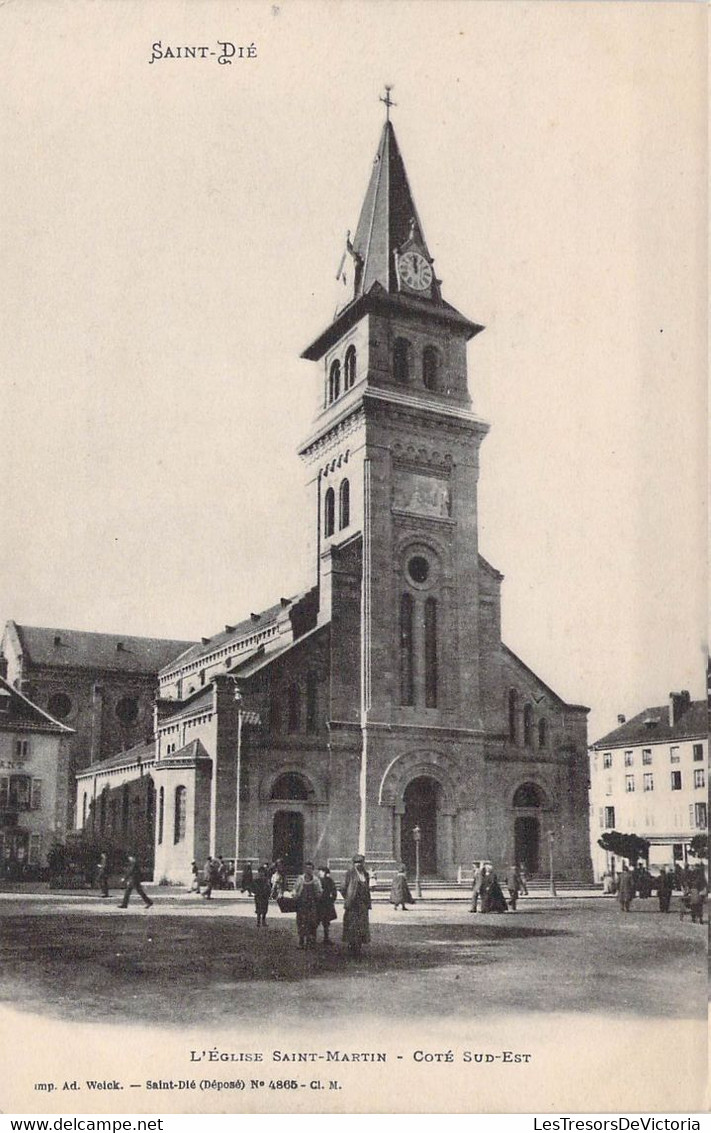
299,93,491,871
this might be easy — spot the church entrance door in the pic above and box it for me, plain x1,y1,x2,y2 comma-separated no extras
514,816,540,875
402,776,439,875
272,811,304,875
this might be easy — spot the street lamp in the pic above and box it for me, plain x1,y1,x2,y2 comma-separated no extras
412,824,422,898
548,829,557,897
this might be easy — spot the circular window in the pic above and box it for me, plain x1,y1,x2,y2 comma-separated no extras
115,696,139,724
407,555,430,584
48,693,72,720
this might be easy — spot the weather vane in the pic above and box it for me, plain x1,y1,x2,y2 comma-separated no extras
380,84,396,122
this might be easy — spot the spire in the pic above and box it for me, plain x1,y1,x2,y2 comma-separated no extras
348,111,439,301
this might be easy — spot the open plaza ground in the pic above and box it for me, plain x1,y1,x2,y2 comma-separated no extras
0,888,705,1029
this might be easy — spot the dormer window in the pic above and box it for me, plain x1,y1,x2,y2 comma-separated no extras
393,338,410,384
328,360,341,404
422,345,439,391
344,345,357,390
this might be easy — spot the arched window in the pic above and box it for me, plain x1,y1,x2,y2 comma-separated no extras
393,338,410,384
328,360,341,404
339,479,350,530
306,671,318,734
157,786,164,845
508,689,518,743
424,597,438,708
400,593,414,706
513,782,544,808
423,345,439,391
287,684,300,733
523,703,534,747
344,345,357,390
538,718,547,748
174,786,187,843
324,487,335,537
270,773,310,801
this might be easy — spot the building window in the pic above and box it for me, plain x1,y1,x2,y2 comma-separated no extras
393,337,410,384
174,786,187,844
605,778,612,796
48,693,72,720
508,690,518,743
643,773,654,792
116,696,139,724
598,807,604,829
693,744,704,761
624,751,633,767
14,739,30,759
287,684,300,732
344,345,356,390
538,718,547,748
671,770,682,791
339,479,350,530
271,773,309,801
604,806,615,828
422,345,439,391
424,597,438,709
523,703,534,748
603,752,612,768
642,749,652,765
625,775,635,793
306,671,318,734
157,787,164,845
694,768,705,789
400,594,414,706
8,775,31,810
670,746,680,764
694,803,707,829
328,359,341,404
324,487,335,538
31,779,42,810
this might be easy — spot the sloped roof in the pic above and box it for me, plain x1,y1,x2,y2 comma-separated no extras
501,644,589,712
11,624,194,675
157,738,211,768
76,737,155,778
0,677,75,734
161,598,296,674
157,685,214,724
592,701,708,749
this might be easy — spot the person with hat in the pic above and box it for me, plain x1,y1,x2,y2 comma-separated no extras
341,854,372,957
317,865,338,944
294,861,322,948
389,864,415,910
252,865,271,927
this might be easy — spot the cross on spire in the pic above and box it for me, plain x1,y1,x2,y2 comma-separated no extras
380,84,396,122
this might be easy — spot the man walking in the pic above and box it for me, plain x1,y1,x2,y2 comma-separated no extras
469,863,484,913
617,864,635,913
118,853,153,910
506,863,522,911
657,866,673,913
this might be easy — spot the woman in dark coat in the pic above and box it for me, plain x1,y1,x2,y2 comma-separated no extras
240,862,254,895
341,854,371,956
480,866,508,913
317,866,338,943
390,865,414,910
294,862,322,948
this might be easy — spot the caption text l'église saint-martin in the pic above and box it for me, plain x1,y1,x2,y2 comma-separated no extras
149,42,257,65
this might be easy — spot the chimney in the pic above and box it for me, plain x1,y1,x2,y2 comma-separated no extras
250,613,260,623
116,642,124,652
617,714,626,725
225,625,235,634
669,690,690,727
201,636,211,646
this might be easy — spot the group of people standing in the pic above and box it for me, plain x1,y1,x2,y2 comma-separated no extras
469,863,527,913
616,862,706,922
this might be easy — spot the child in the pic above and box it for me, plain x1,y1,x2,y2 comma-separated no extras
252,865,271,927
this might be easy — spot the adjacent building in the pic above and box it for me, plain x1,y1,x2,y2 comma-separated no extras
0,621,194,835
589,691,708,880
0,676,74,874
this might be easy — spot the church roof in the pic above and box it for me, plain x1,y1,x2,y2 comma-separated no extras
591,700,707,749
75,737,155,778
161,598,296,674
8,622,194,675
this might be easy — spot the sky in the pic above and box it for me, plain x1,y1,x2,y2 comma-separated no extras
0,1,706,742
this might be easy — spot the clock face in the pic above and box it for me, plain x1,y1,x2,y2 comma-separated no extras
397,251,433,292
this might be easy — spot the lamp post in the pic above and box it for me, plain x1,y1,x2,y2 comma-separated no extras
234,689,243,874
548,829,557,897
412,824,422,898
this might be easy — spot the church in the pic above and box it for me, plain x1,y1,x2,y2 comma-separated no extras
84,105,592,885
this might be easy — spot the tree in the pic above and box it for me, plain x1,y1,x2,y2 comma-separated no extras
689,834,708,860
597,830,650,867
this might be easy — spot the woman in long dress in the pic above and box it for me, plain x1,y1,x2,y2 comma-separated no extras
390,865,414,910
294,862,322,948
341,854,372,956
